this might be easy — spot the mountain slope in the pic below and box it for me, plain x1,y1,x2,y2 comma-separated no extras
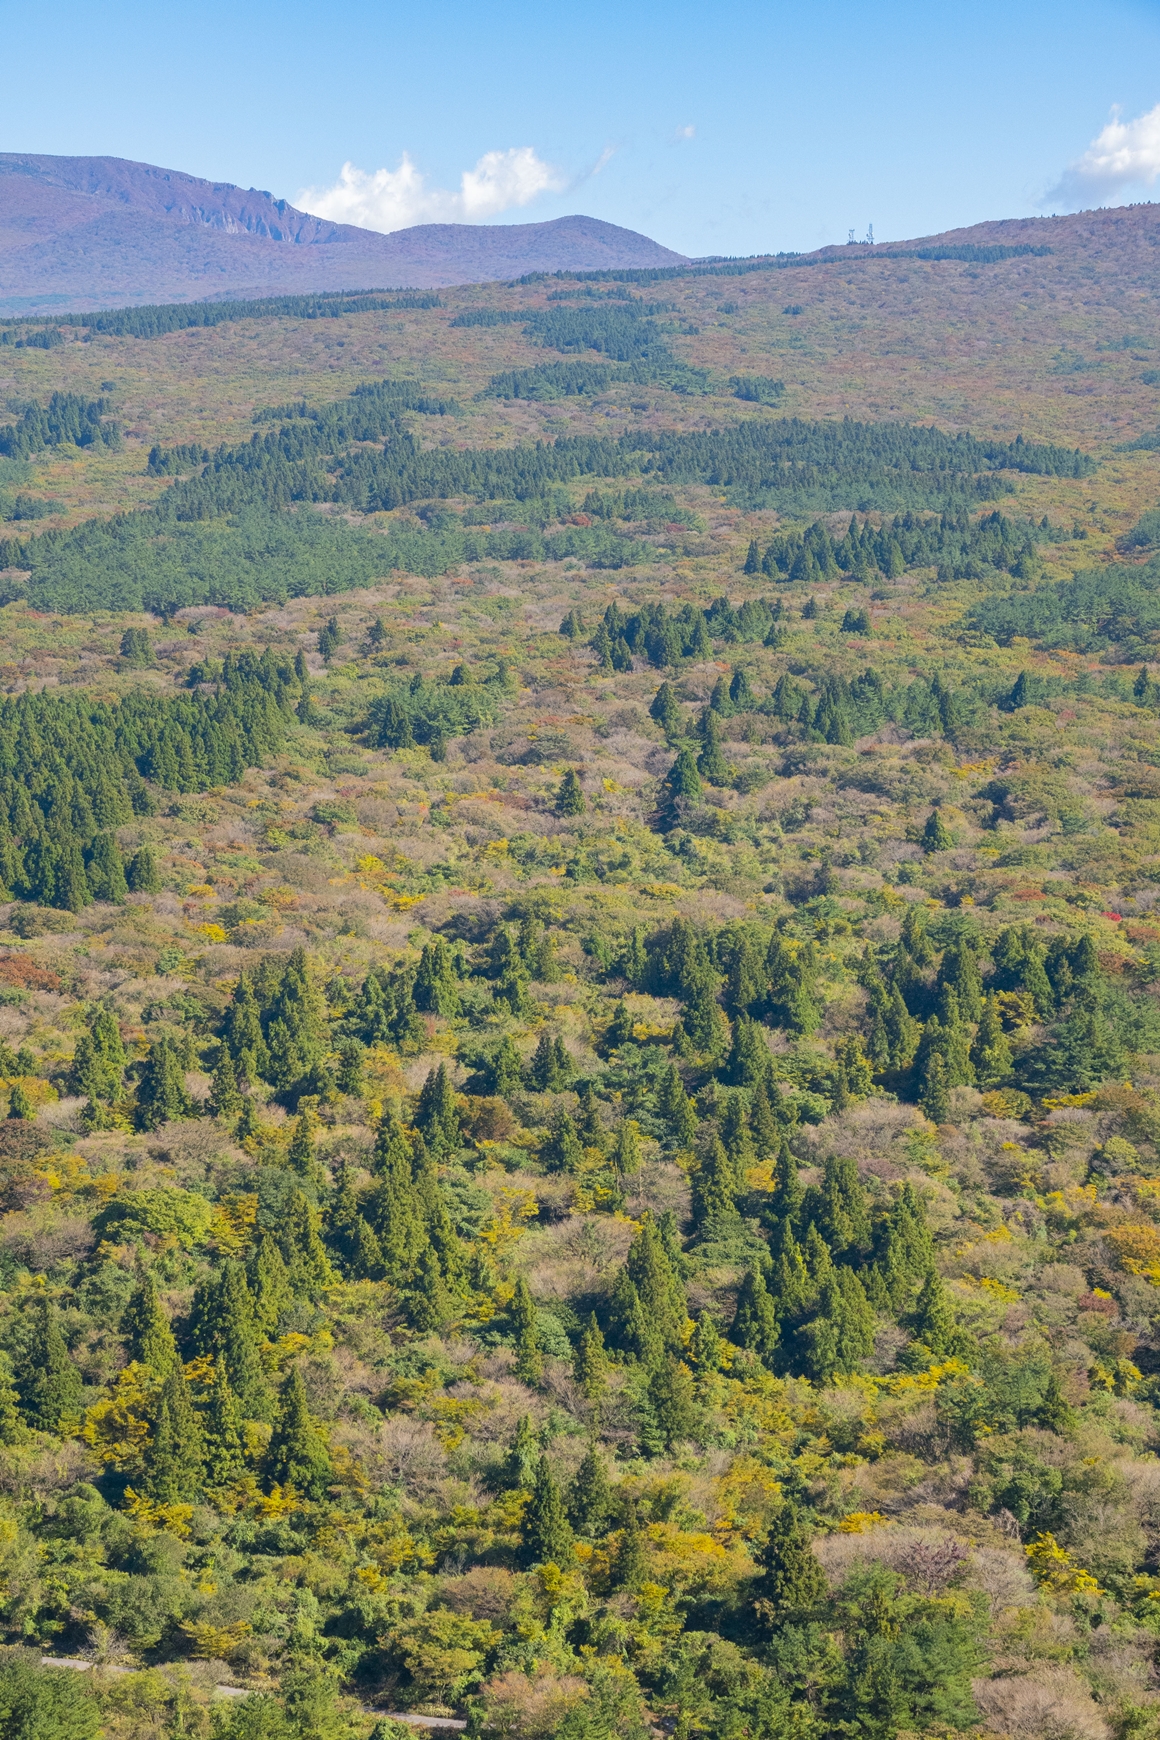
0,152,688,312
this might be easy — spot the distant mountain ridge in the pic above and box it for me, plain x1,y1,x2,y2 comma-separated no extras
0,153,689,314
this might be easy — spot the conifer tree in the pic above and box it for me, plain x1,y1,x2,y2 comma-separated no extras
73,1008,125,1115
696,710,729,786
504,1414,540,1490
487,1033,524,1095
624,1213,687,1355
649,681,684,742
568,1441,613,1538
121,1267,178,1379
280,1190,337,1294
19,1299,83,1433
754,1504,828,1625
209,1048,242,1120
263,948,328,1093
510,1276,543,1384
658,745,702,828
575,1080,603,1149
972,995,1013,1087
798,1269,876,1383
541,1108,583,1172
190,1263,271,1418
225,970,268,1081
265,1366,332,1499
407,1243,455,1331
611,1498,648,1589
731,1268,780,1368
415,1063,460,1156
573,1312,609,1400
920,1049,951,1123
235,1095,262,1145
750,1080,783,1158
146,1367,205,1503
243,1231,290,1336
693,1135,740,1236
922,807,954,853
656,1060,698,1149
413,937,460,1017
689,1310,726,1371
555,768,586,817
612,1118,641,1177
645,1357,698,1451
287,1111,318,1179
521,1453,574,1567
908,1267,957,1358
724,1016,772,1089
125,844,161,894
135,1036,193,1131
203,1354,245,1487
7,1082,32,1122
87,834,128,904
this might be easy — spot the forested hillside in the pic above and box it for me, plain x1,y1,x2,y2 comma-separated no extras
3,220,1160,1740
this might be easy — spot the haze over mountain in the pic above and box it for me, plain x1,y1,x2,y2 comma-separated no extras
0,153,688,314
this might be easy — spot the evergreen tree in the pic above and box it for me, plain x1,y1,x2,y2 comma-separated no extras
224,970,267,1080
542,1108,583,1172
623,1213,687,1356
696,710,729,785
972,995,1013,1087
6,1082,32,1121
693,1135,740,1236
568,1440,613,1537
657,1057,695,1155
645,1357,698,1451
754,1503,828,1625
203,1354,245,1486
612,1118,641,1177
190,1263,271,1418
922,808,954,853
415,1063,459,1156
657,745,702,827
244,1234,292,1336
920,1049,951,1123
521,1453,574,1567
504,1414,541,1490
135,1036,193,1130
815,1154,872,1258
265,1366,332,1498
335,1040,366,1096
731,1268,780,1368
555,768,586,816
907,1267,957,1358
573,1312,609,1400
649,681,684,742
286,1111,318,1179
146,1367,205,1503
611,1498,648,1590
121,1267,178,1379
210,1047,242,1119
19,1299,83,1433
413,937,460,1017
798,1269,876,1383
744,538,760,575
87,834,128,904
263,948,328,1094
511,1276,543,1384
724,1015,772,1089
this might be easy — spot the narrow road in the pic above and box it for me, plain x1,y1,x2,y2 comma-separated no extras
39,1658,467,1730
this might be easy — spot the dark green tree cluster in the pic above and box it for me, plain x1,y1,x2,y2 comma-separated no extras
0,652,296,908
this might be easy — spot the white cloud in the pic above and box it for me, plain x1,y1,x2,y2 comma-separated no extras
675,124,695,141
1047,102,1160,207
298,147,564,232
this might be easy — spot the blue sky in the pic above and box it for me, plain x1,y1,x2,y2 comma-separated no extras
3,0,1160,255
